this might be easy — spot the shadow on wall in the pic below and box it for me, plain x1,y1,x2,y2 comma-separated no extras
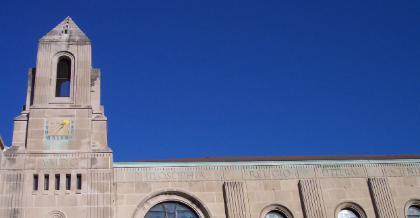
0,135,5,150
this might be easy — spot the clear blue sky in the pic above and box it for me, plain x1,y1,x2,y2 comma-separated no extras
0,0,419,161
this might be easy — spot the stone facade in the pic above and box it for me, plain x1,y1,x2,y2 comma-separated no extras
0,17,420,218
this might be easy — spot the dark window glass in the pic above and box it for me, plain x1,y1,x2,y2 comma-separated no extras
55,174,60,190
55,57,71,97
76,174,82,190
33,174,38,191
145,201,198,218
66,174,71,190
408,205,420,218
44,174,49,190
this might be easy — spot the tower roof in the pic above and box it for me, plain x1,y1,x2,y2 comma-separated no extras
40,16,90,43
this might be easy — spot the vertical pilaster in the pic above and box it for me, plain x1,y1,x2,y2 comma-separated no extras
368,177,398,218
223,181,251,218
11,114,28,150
0,172,24,218
75,45,92,105
25,68,36,110
88,169,113,218
298,179,326,218
33,43,51,106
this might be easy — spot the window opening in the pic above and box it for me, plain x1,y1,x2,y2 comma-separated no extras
55,57,71,97
265,211,286,218
408,205,420,218
145,201,198,218
33,174,39,191
55,174,60,190
76,174,82,190
338,209,360,218
66,174,71,190
44,174,49,190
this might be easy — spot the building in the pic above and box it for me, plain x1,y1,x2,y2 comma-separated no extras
0,17,420,218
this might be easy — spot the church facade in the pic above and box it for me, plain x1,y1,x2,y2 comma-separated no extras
1,17,420,218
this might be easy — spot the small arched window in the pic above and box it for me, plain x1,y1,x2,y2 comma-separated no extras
265,211,286,218
338,208,360,218
407,205,420,218
55,57,71,97
145,201,198,218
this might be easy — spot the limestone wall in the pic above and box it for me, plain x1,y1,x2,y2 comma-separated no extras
113,160,420,218
0,152,113,218
0,155,419,218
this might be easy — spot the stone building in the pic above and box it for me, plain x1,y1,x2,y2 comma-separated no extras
1,17,420,218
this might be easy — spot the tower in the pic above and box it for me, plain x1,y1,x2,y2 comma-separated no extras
1,17,113,218
12,16,110,153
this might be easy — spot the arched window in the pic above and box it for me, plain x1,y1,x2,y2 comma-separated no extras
407,205,420,218
145,201,198,218
55,57,71,97
338,208,360,218
260,204,293,218
265,211,286,218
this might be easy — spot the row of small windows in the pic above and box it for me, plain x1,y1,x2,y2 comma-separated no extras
33,173,81,191
143,201,420,218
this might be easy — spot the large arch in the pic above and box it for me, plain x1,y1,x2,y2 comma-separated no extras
132,189,212,218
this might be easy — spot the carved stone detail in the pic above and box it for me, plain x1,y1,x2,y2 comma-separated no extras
47,210,66,218
0,172,24,218
87,170,113,218
368,177,398,218
298,179,326,218
223,181,251,218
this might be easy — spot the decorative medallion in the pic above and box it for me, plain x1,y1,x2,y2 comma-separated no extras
44,118,74,149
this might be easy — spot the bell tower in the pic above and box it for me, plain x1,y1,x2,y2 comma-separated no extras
11,17,110,153
0,17,113,218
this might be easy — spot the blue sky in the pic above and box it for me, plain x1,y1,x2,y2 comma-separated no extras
0,0,419,161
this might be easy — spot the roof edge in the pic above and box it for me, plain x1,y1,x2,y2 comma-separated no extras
114,158,420,168
127,154,420,163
